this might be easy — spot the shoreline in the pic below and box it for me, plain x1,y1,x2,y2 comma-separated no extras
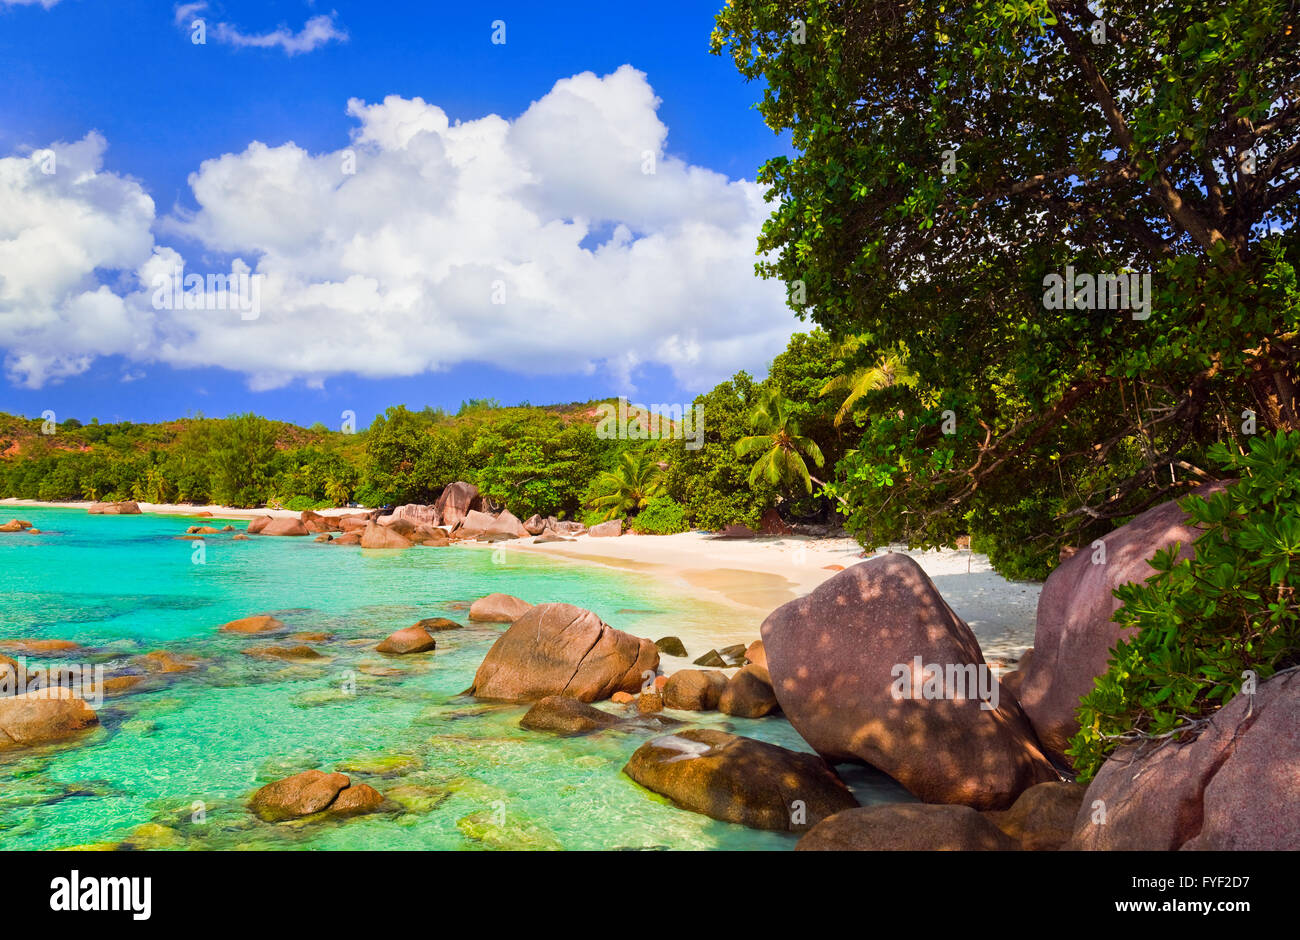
4,498,1042,664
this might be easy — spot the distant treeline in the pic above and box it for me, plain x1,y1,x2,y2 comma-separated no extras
0,331,854,536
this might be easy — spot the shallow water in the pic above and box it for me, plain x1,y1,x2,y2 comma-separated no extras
0,508,908,850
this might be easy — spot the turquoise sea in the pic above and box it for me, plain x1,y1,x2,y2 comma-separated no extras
0,507,905,850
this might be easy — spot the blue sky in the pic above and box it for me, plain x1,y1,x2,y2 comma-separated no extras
0,0,800,428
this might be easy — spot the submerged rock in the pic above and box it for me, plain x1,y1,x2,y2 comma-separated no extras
249,769,385,822
375,626,438,655
219,614,287,635
623,728,856,832
0,688,99,750
519,695,623,735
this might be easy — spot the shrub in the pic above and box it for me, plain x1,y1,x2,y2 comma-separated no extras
631,496,690,535
1068,431,1300,780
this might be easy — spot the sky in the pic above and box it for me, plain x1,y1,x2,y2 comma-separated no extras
0,0,801,428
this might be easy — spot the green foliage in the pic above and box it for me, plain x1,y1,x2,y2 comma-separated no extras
735,389,826,494
631,496,691,535
713,0,1300,575
209,413,277,507
663,371,778,530
471,413,607,519
586,448,664,521
1069,432,1300,780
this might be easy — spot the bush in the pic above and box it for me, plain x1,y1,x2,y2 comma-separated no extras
631,496,690,535
281,495,333,512
1068,431,1300,780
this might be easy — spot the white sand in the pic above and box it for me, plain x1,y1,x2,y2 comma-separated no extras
508,531,1040,667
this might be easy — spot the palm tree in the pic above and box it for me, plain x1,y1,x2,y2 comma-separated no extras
820,339,917,427
589,449,664,520
734,390,829,494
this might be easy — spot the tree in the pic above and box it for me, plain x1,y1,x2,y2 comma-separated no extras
210,413,277,507
588,449,665,520
819,341,918,427
735,390,828,494
713,0,1300,573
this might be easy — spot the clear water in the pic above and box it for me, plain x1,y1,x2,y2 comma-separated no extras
0,507,907,851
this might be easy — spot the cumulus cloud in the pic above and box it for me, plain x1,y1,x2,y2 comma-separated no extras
172,4,348,55
1,66,798,393
0,134,158,387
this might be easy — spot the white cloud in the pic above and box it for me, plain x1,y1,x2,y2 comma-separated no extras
1,66,799,393
0,0,62,8
0,133,158,387
173,5,348,55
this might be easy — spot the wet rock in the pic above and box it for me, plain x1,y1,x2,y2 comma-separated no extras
623,729,857,832
0,687,99,750
360,523,412,549
468,593,533,623
375,626,437,655
663,669,728,711
219,615,287,634
692,649,727,668
468,603,658,703
654,636,687,657
520,695,623,735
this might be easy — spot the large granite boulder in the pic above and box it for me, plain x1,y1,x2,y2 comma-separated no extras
246,516,273,534
623,729,857,831
0,687,99,749
1017,486,1224,764
797,804,1018,851
435,482,481,529
761,554,1057,809
359,523,412,549
468,603,658,703
588,519,623,538
1068,669,1300,851
87,501,141,514
260,517,310,537
388,504,441,527
758,508,793,536
485,510,529,539
454,509,497,539
523,514,547,536
468,593,532,623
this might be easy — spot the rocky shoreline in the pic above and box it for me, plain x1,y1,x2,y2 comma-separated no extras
2,484,1293,850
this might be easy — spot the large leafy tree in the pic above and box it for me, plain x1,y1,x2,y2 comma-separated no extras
713,0,1300,573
